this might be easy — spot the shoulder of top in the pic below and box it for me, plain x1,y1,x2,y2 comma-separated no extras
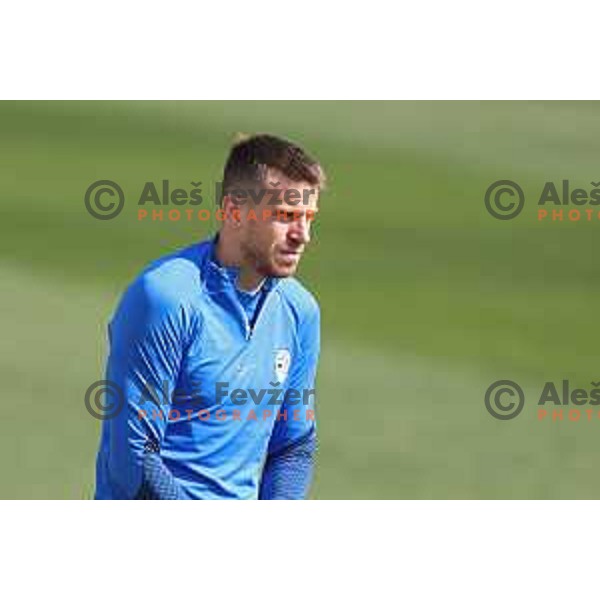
133,241,209,305
276,277,320,319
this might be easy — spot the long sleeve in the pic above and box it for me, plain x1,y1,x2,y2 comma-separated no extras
102,274,190,499
259,300,320,500
259,429,317,499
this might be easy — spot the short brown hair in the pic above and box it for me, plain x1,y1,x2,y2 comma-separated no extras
222,133,325,197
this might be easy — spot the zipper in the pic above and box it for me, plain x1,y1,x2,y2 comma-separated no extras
206,256,277,342
228,292,251,341
246,285,275,340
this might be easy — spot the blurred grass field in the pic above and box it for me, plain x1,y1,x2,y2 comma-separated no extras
1,101,600,498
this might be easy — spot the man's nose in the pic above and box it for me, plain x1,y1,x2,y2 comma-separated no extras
289,216,311,244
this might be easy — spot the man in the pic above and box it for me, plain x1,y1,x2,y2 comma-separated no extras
94,134,325,499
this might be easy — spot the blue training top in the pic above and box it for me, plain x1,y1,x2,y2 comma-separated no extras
94,236,320,499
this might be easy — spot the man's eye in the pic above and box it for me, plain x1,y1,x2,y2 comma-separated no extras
275,212,295,222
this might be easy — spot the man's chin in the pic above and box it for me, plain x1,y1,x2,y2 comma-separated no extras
273,267,297,278
263,261,298,279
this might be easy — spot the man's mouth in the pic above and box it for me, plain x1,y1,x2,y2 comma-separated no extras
279,248,302,257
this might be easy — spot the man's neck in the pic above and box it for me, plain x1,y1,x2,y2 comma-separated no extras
236,268,265,293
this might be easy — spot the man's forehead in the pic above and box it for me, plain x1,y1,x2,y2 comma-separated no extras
227,166,319,209
262,167,319,208
263,167,314,191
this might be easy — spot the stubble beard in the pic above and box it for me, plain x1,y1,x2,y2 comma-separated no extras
241,238,297,279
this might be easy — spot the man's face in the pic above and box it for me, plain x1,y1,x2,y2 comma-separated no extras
237,169,319,279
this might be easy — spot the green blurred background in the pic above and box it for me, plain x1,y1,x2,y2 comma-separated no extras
1,101,599,499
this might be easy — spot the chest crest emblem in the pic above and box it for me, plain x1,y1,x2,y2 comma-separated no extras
273,349,291,384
